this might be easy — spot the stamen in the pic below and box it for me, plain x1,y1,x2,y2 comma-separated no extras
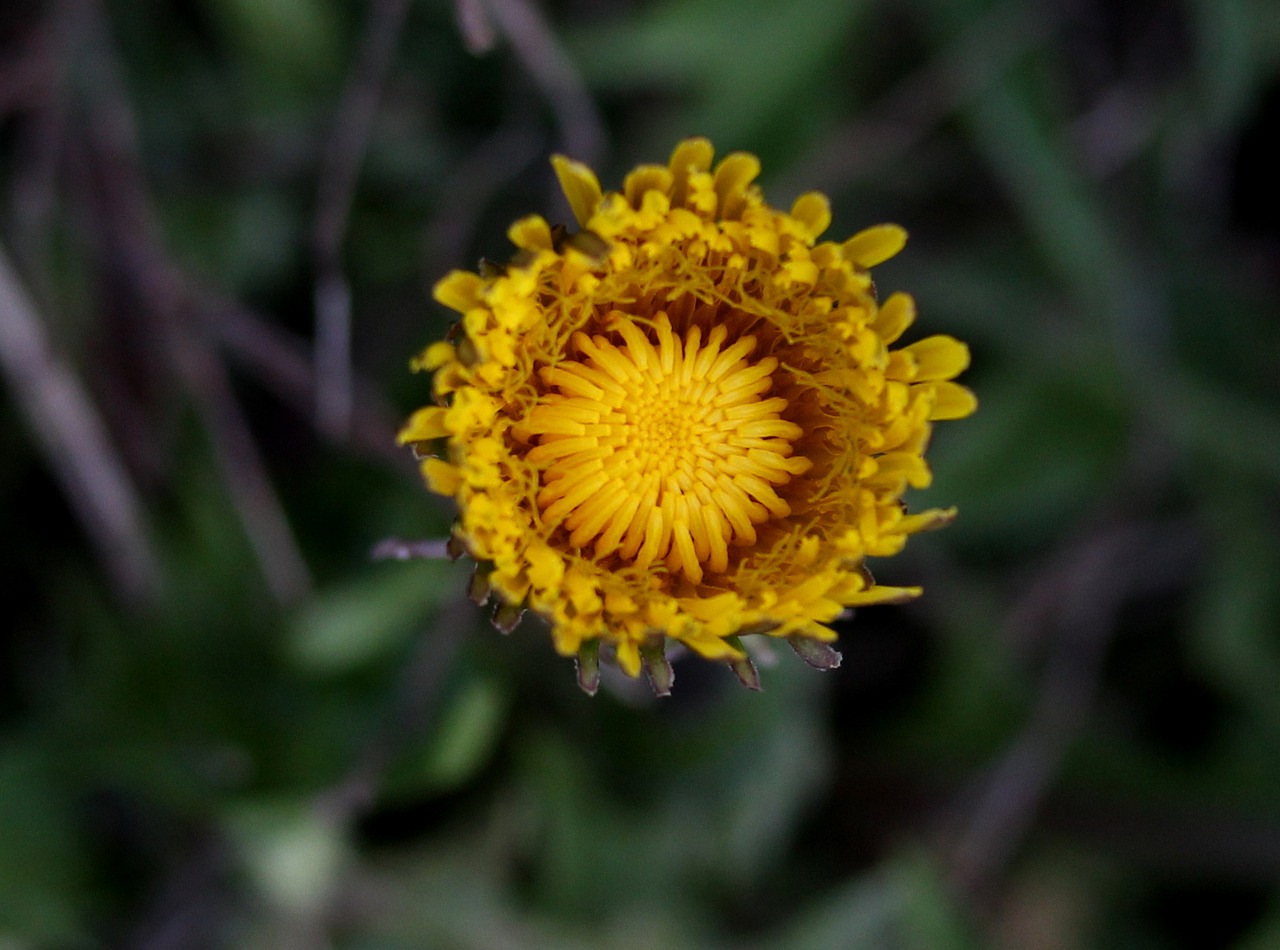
522,313,807,582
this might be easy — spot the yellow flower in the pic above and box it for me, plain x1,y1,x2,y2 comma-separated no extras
400,138,975,694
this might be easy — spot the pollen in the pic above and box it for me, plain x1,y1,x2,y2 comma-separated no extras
518,313,812,584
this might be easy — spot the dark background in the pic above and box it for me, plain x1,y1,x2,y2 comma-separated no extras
2,0,1280,946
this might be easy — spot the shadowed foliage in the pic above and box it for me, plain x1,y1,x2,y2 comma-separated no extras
2,0,1279,947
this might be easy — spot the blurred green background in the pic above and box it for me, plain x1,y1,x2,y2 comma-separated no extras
3,0,1280,946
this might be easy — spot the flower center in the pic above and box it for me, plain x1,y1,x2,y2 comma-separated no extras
518,313,811,584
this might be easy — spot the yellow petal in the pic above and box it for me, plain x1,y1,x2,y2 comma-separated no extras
397,406,450,444
552,624,584,658
679,592,742,623
890,507,958,535
796,534,822,565
844,585,922,606
873,292,916,344
902,335,970,380
422,457,462,496
623,164,674,208
843,223,907,268
551,154,603,228
712,151,761,220
789,192,832,240
789,621,839,643
615,639,642,678
679,630,744,661
527,544,565,589
410,341,456,372
927,381,979,420
433,271,485,313
508,214,553,250
668,137,715,207
604,589,639,615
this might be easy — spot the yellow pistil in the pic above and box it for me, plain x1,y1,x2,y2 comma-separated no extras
517,313,811,584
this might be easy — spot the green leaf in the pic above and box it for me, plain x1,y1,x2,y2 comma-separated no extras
224,798,348,915
288,559,466,673
718,715,831,884
1189,0,1256,131
1235,901,1280,950
0,748,86,943
1189,486,1280,728
568,0,869,148
200,0,343,91
920,367,1129,554
772,852,977,950
384,674,508,797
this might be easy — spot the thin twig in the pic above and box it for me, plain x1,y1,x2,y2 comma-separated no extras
1067,5,1187,179
454,0,497,54
423,122,544,273
312,0,413,440
0,246,162,603
8,0,84,329
314,596,472,825
369,537,453,561
76,0,313,604
124,832,232,950
1045,794,1280,879
265,598,471,946
175,309,315,604
0,18,52,116
477,0,604,164
207,295,408,468
944,519,1200,902
1070,82,1168,179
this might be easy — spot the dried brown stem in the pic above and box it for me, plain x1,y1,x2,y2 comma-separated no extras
313,597,471,825
0,246,162,603
944,519,1200,902
423,122,544,273
123,833,233,950
0,17,53,116
313,0,413,440
369,537,453,560
1046,795,1280,879
206,295,407,469
75,0,313,604
8,0,87,327
477,0,604,164
174,308,315,604
454,0,497,54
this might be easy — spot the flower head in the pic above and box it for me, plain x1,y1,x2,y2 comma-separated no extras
401,138,975,693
